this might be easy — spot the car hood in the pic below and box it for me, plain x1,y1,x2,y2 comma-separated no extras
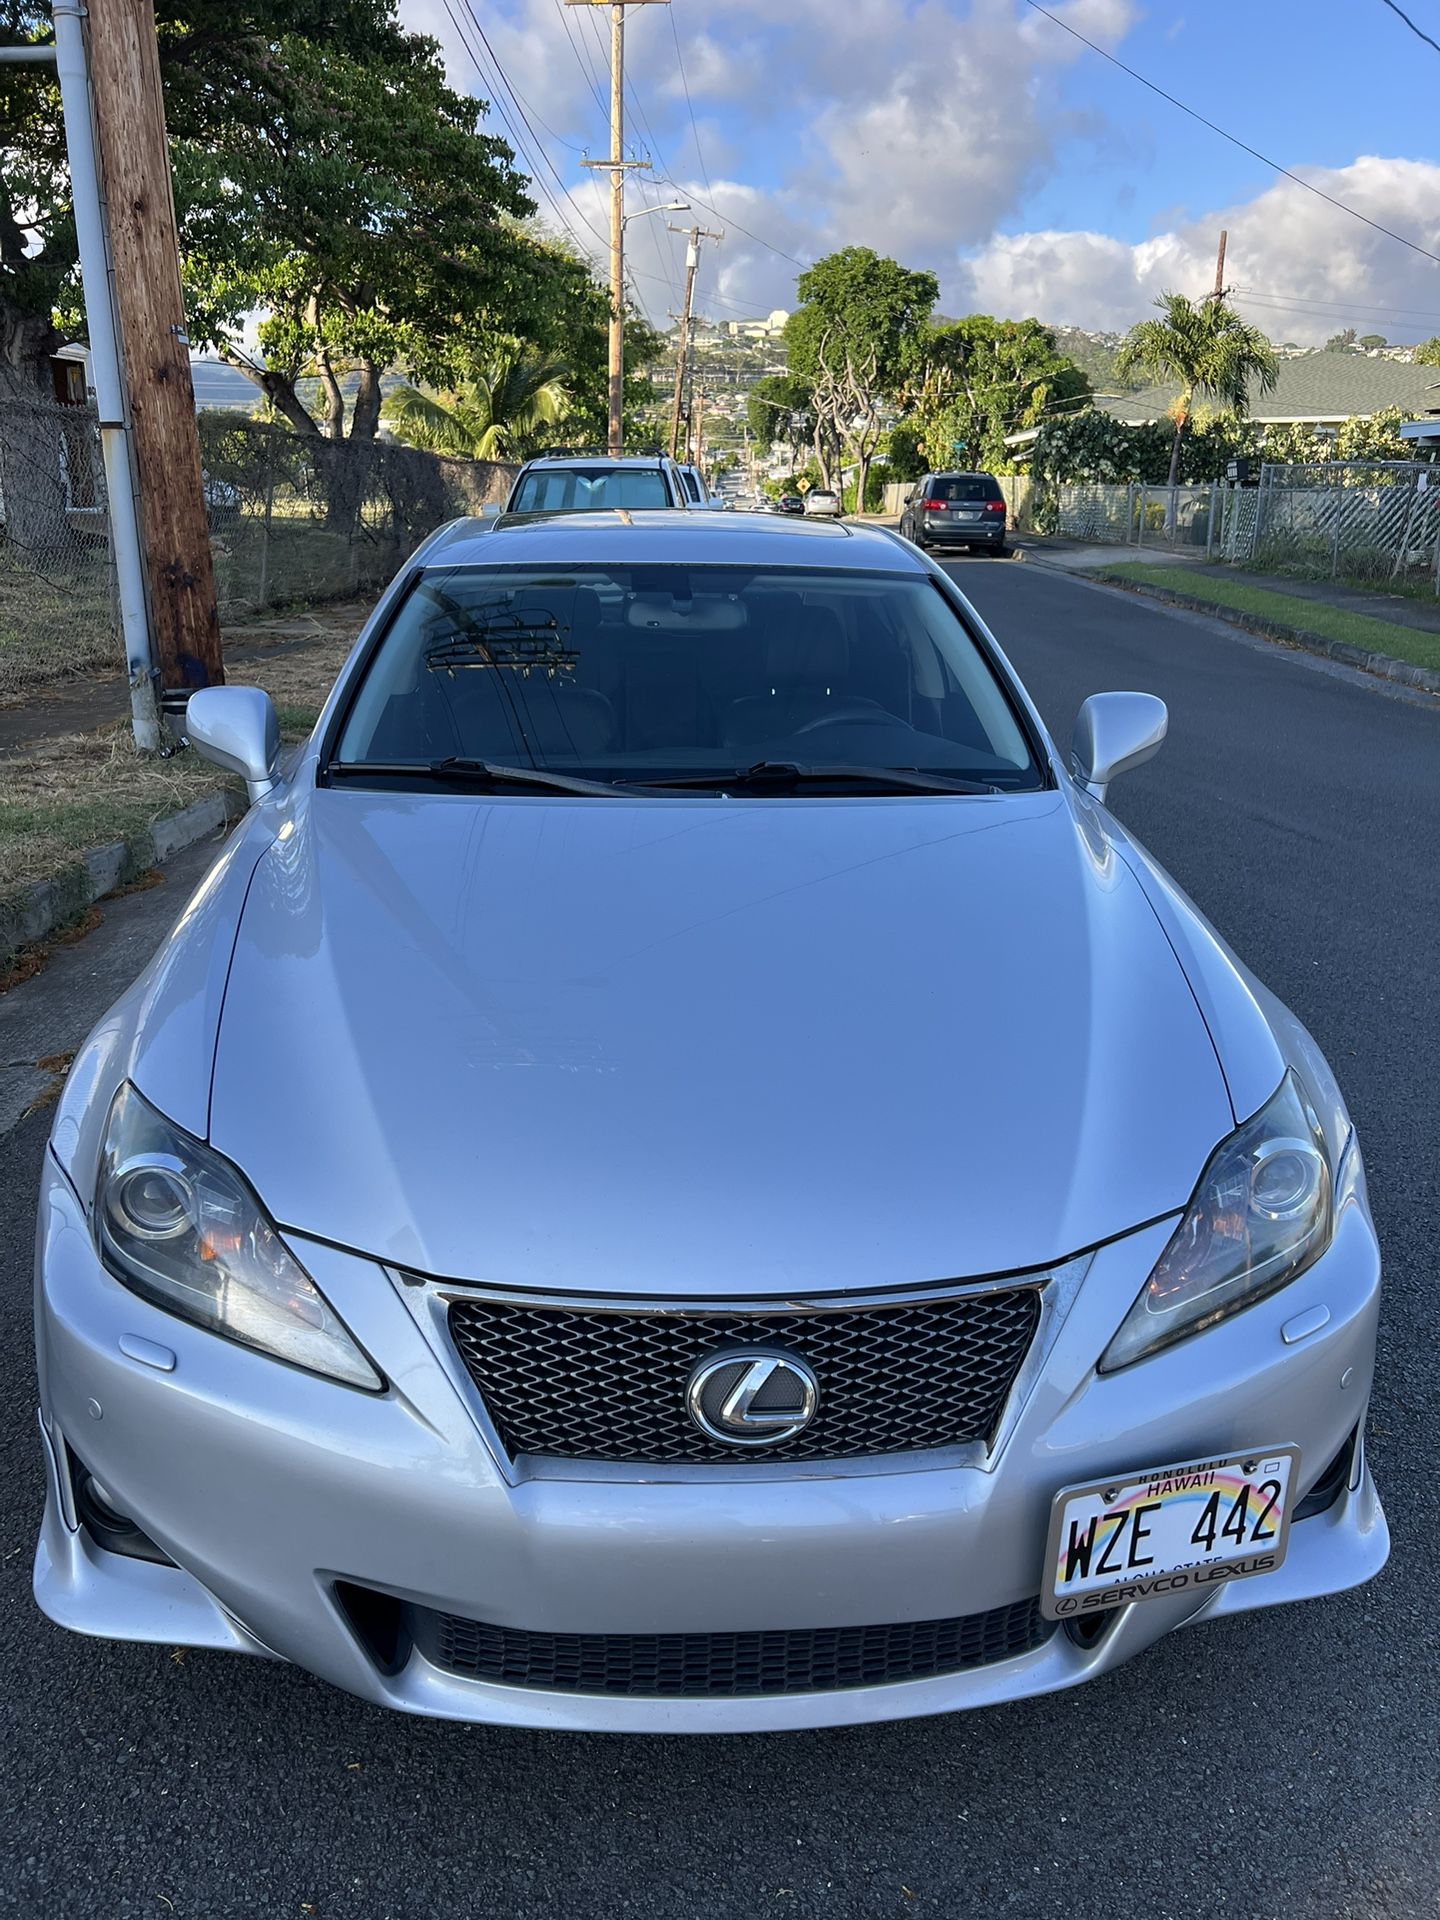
206,788,1233,1294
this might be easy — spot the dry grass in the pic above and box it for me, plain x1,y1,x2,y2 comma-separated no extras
0,727,227,896
1,605,362,908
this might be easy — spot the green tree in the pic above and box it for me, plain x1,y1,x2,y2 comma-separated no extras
2,0,598,438
1334,405,1416,462
1115,292,1278,492
901,316,1090,473
1358,334,1388,350
746,373,813,452
1416,337,1440,368
785,248,938,507
1325,329,1358,351
382,345,571,460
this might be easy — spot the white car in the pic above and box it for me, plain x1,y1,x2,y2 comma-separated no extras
803,489,842,518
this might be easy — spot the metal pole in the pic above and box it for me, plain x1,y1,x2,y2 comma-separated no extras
51,0,160,748
607,3,624,455
1206,482,1218,558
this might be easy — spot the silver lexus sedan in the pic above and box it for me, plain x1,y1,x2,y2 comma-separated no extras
33,511,1387,1731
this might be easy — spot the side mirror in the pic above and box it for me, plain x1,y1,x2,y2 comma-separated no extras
186,686,280,803
1071,692,1167,802
477,501,502,521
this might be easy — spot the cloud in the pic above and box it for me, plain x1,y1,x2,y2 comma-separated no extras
397,3,1440,351
399,0,1144,317
955,157,1440,343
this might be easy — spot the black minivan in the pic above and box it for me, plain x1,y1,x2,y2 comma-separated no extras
900,472,1010,554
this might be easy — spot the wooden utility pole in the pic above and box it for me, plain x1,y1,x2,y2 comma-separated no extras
691,383,706,477
1211,229,1228,300
573,0,669,454
667,222,722,459
85,0,223,696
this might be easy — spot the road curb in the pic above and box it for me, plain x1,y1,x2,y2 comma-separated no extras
1025,555,1440,695
1,788,241,973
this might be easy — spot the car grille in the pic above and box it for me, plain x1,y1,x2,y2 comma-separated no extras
445,1287,1042,1463
413,1598,1051,1698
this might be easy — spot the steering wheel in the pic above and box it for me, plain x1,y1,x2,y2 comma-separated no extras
792,700,886,736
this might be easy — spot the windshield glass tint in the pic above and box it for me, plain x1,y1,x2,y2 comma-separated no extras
929,477,1001,503
335,565,1041,785
510,468,670,513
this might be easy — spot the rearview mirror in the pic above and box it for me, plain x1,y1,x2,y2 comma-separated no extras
185,686,280,803
1071,692,1167,802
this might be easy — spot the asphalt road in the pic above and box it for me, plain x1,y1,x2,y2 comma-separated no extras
3,561,1437,1919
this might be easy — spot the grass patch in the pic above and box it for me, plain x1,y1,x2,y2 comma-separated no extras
1098,564,1440,673
1,609,358,928
0,727,230,898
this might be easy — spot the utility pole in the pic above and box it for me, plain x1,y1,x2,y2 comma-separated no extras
691,383,706,476
85,0,223,706
1211,229,1228,300
6,11,173,746
572,0,669,454
667,222,722,460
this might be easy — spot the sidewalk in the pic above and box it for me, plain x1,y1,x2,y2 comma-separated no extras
1021,534,1440,636
1022,536,1440,688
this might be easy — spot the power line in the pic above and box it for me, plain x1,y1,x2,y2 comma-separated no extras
655,176,807,269
668,7,712,197
1378,0,1440,56
551,0,607,115
1231,285,1440,325
1024,0,1440,271
444,0,607,256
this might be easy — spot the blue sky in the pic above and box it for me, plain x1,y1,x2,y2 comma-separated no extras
404,0,1440,345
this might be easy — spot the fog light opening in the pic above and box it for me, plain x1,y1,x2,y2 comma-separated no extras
333,1581,411,1677
67,1449,174,1566
1063,1610,1116,1651
1293,1428,1358,1523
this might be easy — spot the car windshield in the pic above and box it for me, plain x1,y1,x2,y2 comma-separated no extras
928,476,1002,503
332,564,1043,788
510,467,670,513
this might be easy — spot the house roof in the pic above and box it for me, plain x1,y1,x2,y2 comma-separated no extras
1101,356,1440,426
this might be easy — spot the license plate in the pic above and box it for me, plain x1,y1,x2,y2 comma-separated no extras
955,507,982,518
1041,1447,1298,1620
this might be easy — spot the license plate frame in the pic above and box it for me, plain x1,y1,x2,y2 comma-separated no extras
1041,1446,1299,1621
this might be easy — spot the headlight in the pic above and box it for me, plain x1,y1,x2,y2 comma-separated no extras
1100,1071,1333,1372
96,1084,382,1391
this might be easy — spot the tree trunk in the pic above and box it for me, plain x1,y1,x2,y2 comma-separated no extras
314,346,346,440
220,352,320,437
349,359,383,442
1165,399,1187,536
854,450,870,517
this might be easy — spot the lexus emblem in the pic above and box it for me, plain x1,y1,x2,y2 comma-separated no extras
685,1351,820,1448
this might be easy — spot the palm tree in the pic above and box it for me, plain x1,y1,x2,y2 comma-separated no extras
382,345,571,461
1116,293,1278,490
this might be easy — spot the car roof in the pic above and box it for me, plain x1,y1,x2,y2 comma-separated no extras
518,453,671,471
422,509,926,573
926,469,998,481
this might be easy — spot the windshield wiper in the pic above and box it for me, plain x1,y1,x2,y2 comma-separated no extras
639,761,1002,796
327,758,631,798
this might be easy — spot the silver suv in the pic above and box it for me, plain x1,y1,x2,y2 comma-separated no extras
504,452,690,515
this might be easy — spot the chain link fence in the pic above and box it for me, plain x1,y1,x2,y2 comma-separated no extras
1055,483,1216,550
0,399,516,697
1249,460,1440,591
1052,463,1440,594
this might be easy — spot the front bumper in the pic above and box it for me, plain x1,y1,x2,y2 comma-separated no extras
34,1155,1387,1731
